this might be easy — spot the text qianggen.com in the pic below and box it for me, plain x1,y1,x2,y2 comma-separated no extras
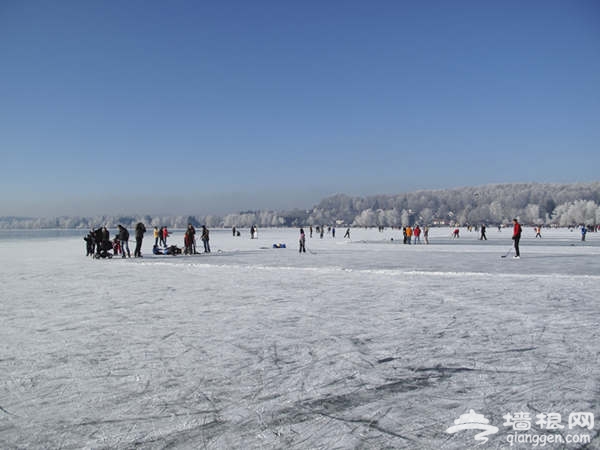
506,432,591,447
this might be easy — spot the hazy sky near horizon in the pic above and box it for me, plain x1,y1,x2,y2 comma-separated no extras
1,1,599,217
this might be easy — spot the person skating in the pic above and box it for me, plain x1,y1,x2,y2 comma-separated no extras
117,224,131,258
153,226,160,246
344,228,350,239
535,226,542,238
299,228,306,253
134,222,146,257
480,224,487,240
201,225,211,253
512,218,522,258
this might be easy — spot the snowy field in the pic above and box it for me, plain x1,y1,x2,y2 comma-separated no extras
1,227,599,449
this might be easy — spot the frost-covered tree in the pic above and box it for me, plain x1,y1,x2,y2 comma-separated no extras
552,200,599,226
352,209,376,227
400,209,410,226
524,204,541,224
383,208,402,226
418,208,433,225
3,182,599,229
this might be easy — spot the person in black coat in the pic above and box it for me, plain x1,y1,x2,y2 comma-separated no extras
84,229,95,256
117,225,131,258
134,222,147,257
184,223,196,255
97,226,110,243
480,224,487,240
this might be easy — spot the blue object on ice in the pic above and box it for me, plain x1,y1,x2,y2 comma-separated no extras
272,243,286,248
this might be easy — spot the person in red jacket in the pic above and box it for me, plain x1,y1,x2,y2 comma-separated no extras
413,225,422,244
512,218,522,258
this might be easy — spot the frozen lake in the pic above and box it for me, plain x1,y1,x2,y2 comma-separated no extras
1,227,599,449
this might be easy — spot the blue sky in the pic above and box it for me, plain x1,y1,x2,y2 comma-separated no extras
1,1,599,216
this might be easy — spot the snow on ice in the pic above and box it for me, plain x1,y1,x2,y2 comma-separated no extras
0,227,599,449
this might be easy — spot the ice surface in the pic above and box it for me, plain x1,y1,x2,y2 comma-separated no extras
1,227,599,449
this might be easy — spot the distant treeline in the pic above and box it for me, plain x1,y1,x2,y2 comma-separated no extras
1,182,599,229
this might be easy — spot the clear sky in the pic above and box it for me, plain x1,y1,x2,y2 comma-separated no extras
1,1,599,217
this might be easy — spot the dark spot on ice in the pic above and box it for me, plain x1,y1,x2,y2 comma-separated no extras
377,357,396,364
296,376,433,416
411,364,476,375
498,346,537,353
0,405,18,416
270,382,424,442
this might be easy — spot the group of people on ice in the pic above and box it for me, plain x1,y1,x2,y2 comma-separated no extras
85,220,593,260
305,225,339,239
297,226,347,253
84,222,147,259
151,224,211,256
296,219,586,258
179,224,211,255
85,222,211,259
401,225,429,244
153,226,170,247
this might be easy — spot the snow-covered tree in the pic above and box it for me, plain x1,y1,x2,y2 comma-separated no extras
2,182,599,229
352,209,376,227
400,209,410,226
524,204,541,224
552,200,599,226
